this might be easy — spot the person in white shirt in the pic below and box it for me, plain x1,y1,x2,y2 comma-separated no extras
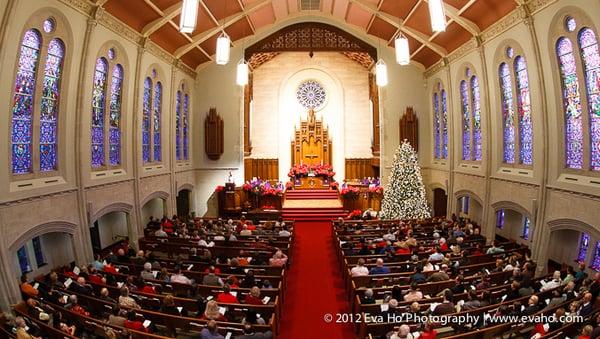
350,259,369,277
240,225,252,236
170,268,193,285
428,247,444,262
154,227,167,237
198,237,215,247
540,270,563,292
278,226,291,237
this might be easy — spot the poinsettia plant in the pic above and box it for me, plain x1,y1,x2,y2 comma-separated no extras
288,164,335,178
285,181,294,190
330,182,339,190
340,186,360,197
368,186,384,194
215,185,225,193
346,209,362,219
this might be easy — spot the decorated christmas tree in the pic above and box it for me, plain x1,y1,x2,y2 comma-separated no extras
379,140,431,220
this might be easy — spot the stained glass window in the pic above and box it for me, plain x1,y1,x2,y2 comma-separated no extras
500,62,516,164
183,93,189,160
471,76,483,161
496,209,505,229
176,90,182,161
43,18,55,33
17,246,30,274
441,90,448,159
153,82,162,162
460,80,471,161
461,196,470,214
32,236,45,266
557,37,584,169
109,64,123,166
514,56,533,165
522,217,530,240
433,92,440,159
578,232,590,263
591,241,600,271
12,29,41,174
578,28,600,171
91,58,108,168
142,78,152,163
566,16,577,32
39,39,64,172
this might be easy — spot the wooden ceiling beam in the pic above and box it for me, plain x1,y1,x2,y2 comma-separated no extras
174,0,272,58
141,2,182,37
422,0,480,35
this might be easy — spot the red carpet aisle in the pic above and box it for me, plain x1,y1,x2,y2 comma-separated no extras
279,221,355,338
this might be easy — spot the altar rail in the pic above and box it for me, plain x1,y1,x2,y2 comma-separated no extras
341,186,382,212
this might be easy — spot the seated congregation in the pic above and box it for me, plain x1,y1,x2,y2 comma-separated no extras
335,216,600,339
7,215,292,339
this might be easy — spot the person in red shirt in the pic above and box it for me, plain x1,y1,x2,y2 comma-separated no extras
216,284,239,303
201,300,228,322
20,275,39,297
139,280,157,294
244,286,264,305
103,262,118,274
420,322,437,339
124,310,150,333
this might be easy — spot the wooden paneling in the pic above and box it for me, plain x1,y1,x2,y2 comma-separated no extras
205,108,224,160
243,73,253,156
291,112,332,166
369,73,380,156
345,158,376,180
400,106,419,153
244,158,279,181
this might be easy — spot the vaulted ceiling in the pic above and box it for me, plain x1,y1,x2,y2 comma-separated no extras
102,0,518,70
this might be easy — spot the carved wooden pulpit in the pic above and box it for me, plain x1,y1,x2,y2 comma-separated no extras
291,110,332,166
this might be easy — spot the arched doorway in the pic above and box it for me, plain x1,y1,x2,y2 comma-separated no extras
545,221,600,274
90,211,131,255
177,189,191,219
492,207,532,243
141,197,167,227
14,232,75,278
432,188,447,217
456,194,483,225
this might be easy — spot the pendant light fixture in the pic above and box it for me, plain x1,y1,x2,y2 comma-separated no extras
394,33,410,65
179,0,198,33
375,59,388,87
216,32,231,65
236,59,249,86
428,0,447,32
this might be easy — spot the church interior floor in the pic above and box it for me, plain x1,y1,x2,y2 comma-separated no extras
279,220,355,338
282,199,342,208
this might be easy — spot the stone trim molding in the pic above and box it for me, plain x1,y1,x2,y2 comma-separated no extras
453,189,484,207
91,202,133,223
8,221,78,253
490,200,533,218
140,190,170,207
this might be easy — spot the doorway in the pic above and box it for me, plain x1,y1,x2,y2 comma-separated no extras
433,188,447,217
177,189,191,219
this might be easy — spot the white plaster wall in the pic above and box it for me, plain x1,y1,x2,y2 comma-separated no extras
141,198,165,223
97,211,128,249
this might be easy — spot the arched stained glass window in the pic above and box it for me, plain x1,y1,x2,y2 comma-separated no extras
514,56,533,165
433,92,441,159
557,37,584,169
142,77,152,163
499,62,516,164
109,64,123,166
578,28,600,170
91,58,108,168
175,90,182,161
153,82,162,162
441,90,448,159
39,38,64,172
11,29,42,174
578,232,590,263
591,241,600,271
183,93,189,160
471,76,483,161
460,80,471,161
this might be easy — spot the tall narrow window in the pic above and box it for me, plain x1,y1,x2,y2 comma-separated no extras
142,78,152,163
460,80,471,160
514,56,533,165
578,28,600,170
183,93,189,160
578,232,590,263
471,76,483,161
109,64,123,166
433,92,441,159
39,39,64,172
17,246,30,274
153,82,162,162
591,241,600,271
11,30,42,174
441,90,448,159
175,90,182,160
496,209,505,229
500,62,516,164
91,58,108,167
557,37,584,169
32,236,45,267
522,217,531,240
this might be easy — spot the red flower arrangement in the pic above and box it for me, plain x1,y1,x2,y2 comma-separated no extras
262,187,284,196
285,181,294,190
368,186,384,194
288,164,335,178
330,182,339,190
340,186,360,197
242,183,252,191
215,185,225,192
347,209,362,219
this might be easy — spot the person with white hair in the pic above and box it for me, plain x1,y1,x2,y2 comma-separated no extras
140,262,155,280
361,289,376,304
540,270,563,292
390,324,414,339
